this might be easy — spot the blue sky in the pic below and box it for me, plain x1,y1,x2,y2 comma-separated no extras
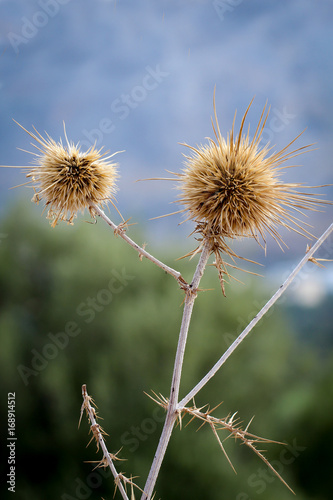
0,0,332,256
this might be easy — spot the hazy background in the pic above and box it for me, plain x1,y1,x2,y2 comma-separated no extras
1,0,332,240
0,1,333,499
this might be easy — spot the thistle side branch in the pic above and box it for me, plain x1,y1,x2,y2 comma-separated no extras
179,222,333,408
90,202,188,289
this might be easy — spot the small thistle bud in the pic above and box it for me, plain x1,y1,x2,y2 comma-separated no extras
13,123,120,226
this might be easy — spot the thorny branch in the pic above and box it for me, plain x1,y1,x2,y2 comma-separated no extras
179,221,333,408
89,202,188,290
148,392,295,494
80,384,143,500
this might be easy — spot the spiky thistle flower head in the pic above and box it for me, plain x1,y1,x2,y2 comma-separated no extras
159,95,332,293
13,122,120,226
176,97,329,255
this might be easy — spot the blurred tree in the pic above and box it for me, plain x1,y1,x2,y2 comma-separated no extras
0,203,332,500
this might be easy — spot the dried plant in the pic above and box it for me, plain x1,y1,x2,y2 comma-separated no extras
147,391,294,492
177,97,322,246
11,121,120,226
2,94,332,499
151,93,329,292
80,384,143,500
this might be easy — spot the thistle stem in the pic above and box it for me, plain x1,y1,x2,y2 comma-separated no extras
90,203,187,289
141,240,211,500
179,222,333,408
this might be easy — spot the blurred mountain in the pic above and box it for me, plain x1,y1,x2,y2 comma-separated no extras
0,0,332,250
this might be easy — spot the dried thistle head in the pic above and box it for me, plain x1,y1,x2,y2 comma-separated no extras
171,96,331,286
13,122,120,226
179,99,328,246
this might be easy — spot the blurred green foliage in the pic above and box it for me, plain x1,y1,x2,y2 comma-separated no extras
0,203,332,500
